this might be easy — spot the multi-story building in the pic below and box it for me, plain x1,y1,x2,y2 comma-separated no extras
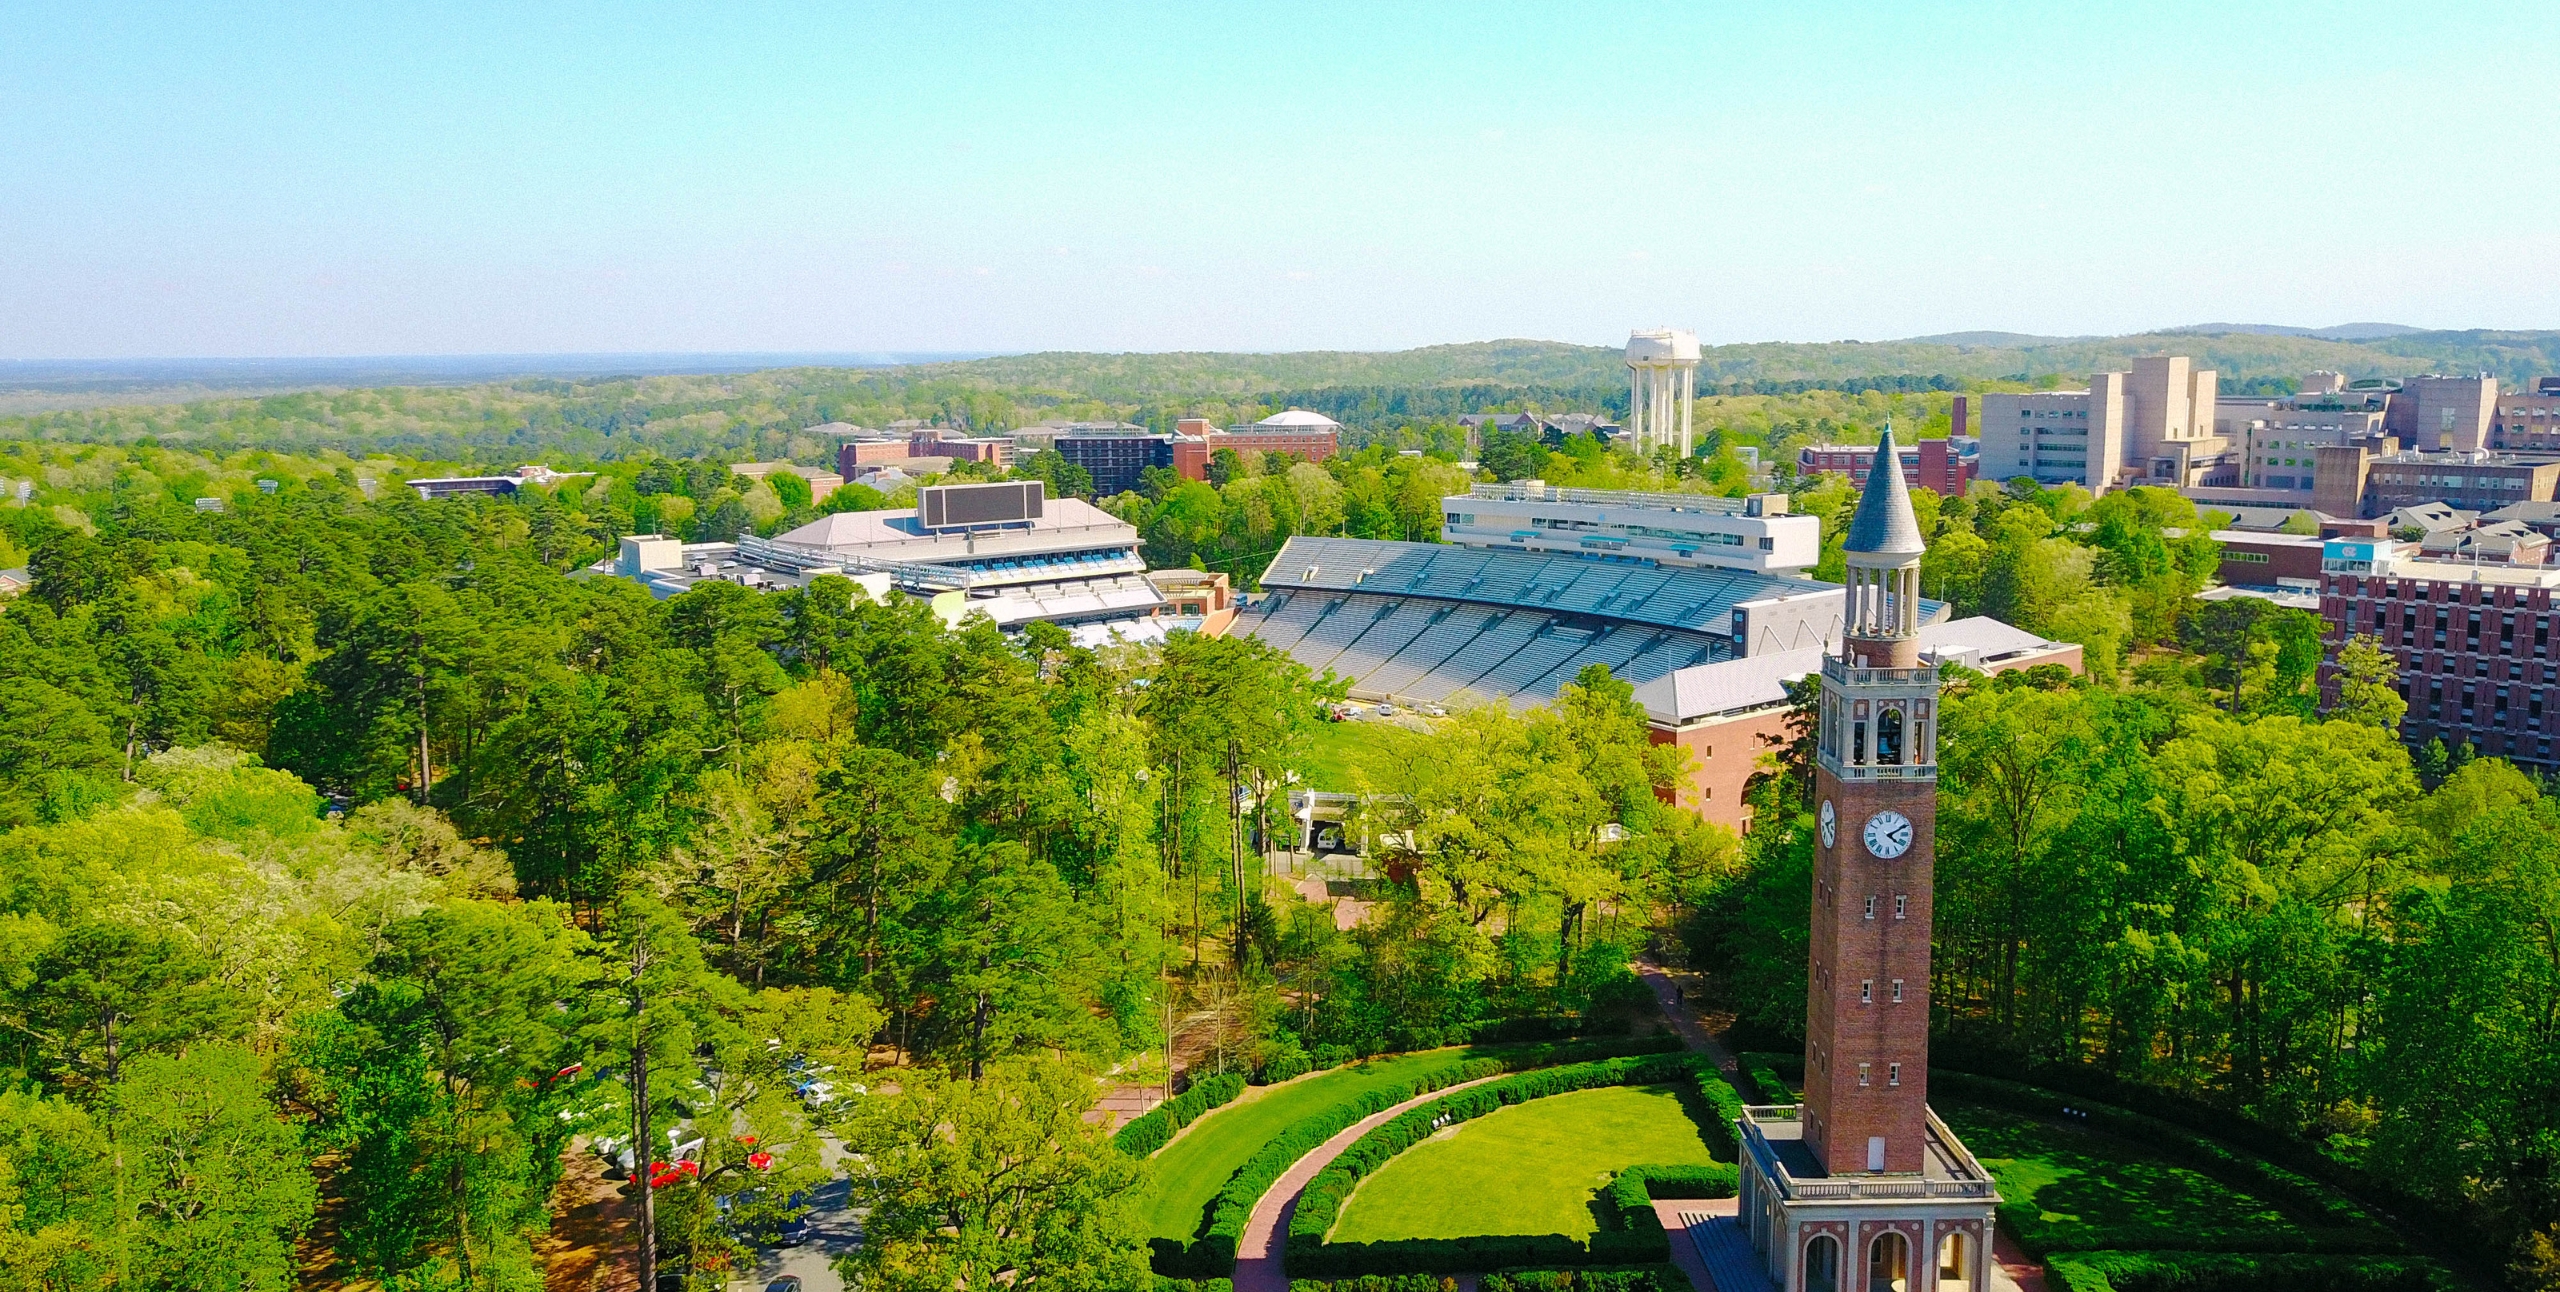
1978,356,2227,493
2386,375,2498,451
2357,450,2560,514
2319,536,2560,769
1441,480,1821,576
1054,433,1176,496
1736,442,2001,1292
1795,437,1977,495
2490,378,2560,451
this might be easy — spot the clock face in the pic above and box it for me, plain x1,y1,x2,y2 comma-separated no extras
1863,810,1914,860
1818,800,1837,847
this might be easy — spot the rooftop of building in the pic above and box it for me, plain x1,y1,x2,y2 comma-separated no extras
1258,534,1838,638
774,496,1129,549
1240,409,1344,431
1739,1105,1999,1201
1461,480,1780,517
1633,616,2065,725
2198,584,2321,611
2211,528,2328,548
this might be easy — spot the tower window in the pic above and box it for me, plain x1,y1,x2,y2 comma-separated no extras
1891,979,1904,1002
1864,895,1876,920
1860,979,1873,1005
1895,895,1908,920
1889,1062,1902,1087
1876,707,1904,764
1858,1062,1871,1087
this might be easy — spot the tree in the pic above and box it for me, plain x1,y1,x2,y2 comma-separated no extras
916,844,1107,1080
2330,633,2406,729
839,1060,1149,1292
110,1044,319,1292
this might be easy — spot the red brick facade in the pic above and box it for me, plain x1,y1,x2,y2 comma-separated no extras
1803,764,1936,1175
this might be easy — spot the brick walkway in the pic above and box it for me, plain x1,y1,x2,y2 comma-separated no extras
1229,1073,1508,1292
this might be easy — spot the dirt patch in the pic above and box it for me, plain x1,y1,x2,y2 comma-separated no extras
539,1143,637,1292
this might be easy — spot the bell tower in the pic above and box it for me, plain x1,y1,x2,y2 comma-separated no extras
1804,424,1937,1175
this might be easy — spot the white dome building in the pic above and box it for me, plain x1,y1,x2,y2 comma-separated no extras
1256,409,1345,430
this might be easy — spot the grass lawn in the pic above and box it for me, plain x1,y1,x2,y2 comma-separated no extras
1936,1103,2294,1237
1141,1047,1479,1242
1329,1083,1720,1243
1293,718,1426,792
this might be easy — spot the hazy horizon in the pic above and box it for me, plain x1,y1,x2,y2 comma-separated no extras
6,1,2556,359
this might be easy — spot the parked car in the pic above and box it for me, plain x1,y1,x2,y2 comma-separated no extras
766,1278,805,1292
1419,703,1447,718
1375,703,1398,716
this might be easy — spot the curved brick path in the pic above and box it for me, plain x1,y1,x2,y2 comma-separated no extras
1229,1073,1508,1292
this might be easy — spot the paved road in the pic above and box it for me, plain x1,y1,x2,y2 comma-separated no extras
1229,1073,1508,1292
737,1176,861,1291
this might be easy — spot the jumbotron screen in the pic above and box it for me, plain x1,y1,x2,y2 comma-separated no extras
920,480,1045,529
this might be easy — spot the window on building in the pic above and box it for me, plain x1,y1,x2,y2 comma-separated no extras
1889,1063,1902,1087
1860,980,1873,1005
1891,979,1904,1002
1864,895,1875,920
1858,1063,1871,1087
1895,894,1908,920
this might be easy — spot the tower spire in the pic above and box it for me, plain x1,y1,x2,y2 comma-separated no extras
1844,422,1925,558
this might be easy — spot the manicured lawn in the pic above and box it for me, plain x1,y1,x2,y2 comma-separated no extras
1936,1103,2293,1237
1329,1083,1720,1243
1293,718,1426,792
1141,1047,1479,1242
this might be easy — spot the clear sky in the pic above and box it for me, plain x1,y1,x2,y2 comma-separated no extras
4,1,2555,358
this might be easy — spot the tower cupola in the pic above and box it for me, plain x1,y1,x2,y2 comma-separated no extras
1840,424,1926,668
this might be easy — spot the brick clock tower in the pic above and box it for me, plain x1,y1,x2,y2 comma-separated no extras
1734,427,2001,1292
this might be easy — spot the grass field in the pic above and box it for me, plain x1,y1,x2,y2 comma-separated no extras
1328,1084,1720,1243
1141,1047,1482,1242
1937,1103,2294,1237
1293,718,1426,792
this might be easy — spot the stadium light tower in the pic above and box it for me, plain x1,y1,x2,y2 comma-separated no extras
1625,328,1702,458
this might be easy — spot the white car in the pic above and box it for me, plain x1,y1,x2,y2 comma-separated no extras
1419,704,1447,718
1376,703,1398,717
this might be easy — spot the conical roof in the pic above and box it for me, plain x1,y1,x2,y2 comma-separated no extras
1843,424,1926,557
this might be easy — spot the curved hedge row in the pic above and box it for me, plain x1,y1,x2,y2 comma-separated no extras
1150,1035,1686,1276
1118,1073,1251,1157
1286,1053,1720,1278
1928,1070,2397,1256
2043,1250,2457,1292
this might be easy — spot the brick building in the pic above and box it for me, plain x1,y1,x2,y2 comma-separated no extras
1796,438,1978,496
2318,537,2560,768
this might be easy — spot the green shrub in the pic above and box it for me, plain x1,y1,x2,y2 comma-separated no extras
1482,1267,1684,1292
1288,1276,1453,1292
1998,1201,2402,1259
2042,1250,2455,1292
1116,1072,1250,1157
1259,1050,1313,1085
1735,1051,1800,1104
1609,1163,1737,1206
1687,1069,1744,1160
1314,1044,1355,1068
1158,1279,1237,1292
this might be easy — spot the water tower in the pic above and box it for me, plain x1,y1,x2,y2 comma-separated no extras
1625,328,1701,457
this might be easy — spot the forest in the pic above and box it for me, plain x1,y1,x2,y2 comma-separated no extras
0,396,2558,1292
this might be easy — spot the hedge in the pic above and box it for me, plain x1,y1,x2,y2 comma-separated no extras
1117,1072,1250,1157
1286,1053,1706,1277
1288,1277,1453,1292
1928,1071,2394,1252
1157,1280,1236,1292
1482,1267,1686,1292
1152,1036,1683,1276
1929,1044,2488,1266
1686,1066,1744,1161
2043,1250,2457,1292
1153,1058,1507,1276
1734,1051,1799,1105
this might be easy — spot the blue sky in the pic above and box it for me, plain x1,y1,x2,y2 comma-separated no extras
4,1,2554,357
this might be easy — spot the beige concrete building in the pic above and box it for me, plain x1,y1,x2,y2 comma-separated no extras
2388,375,2498,451
1981,357,2242,494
